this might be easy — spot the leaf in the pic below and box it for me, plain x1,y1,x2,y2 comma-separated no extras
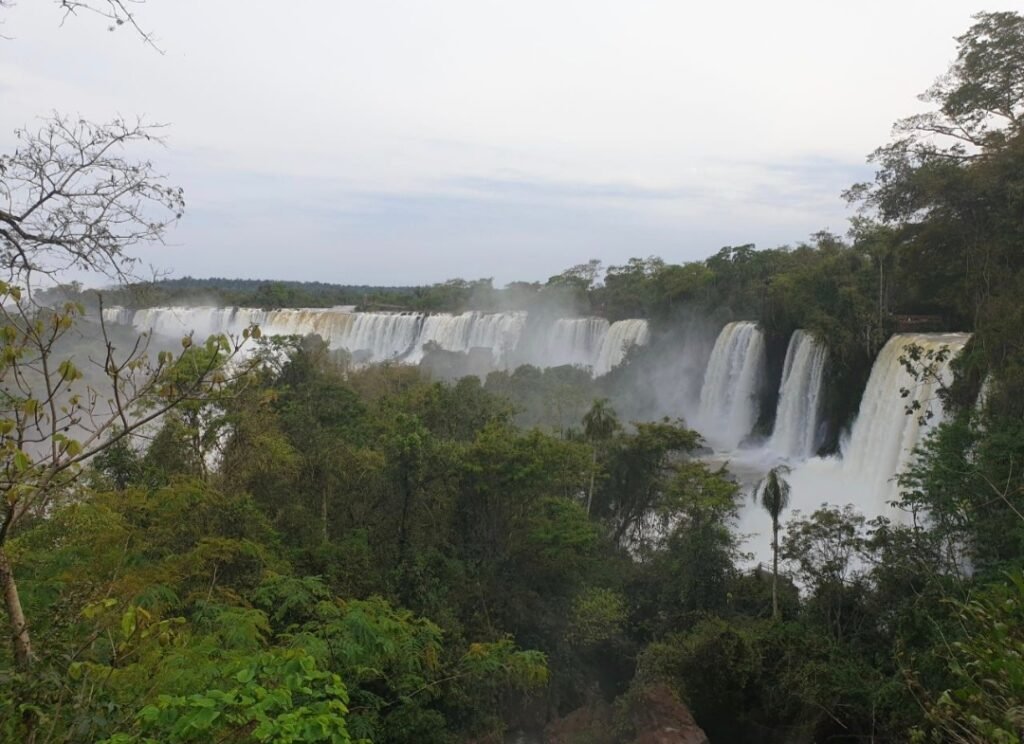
58,359,83,382
13,450,30,472
121,606,137,639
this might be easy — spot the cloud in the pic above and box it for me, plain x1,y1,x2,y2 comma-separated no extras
1,0,997,284
444,175,699,203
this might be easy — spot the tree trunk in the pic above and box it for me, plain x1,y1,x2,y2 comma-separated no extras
586,446,597,516
321,485,329,544
771,520,780,621
0,544,34,668
878,257,885,350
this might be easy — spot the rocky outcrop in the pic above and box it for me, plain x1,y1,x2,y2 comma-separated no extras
625,684,709,744
542,684,709,744
543,702,615,744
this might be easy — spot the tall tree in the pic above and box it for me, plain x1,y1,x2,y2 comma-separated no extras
581,398,620,515
756,466,791,620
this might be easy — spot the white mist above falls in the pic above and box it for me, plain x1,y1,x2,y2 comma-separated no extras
696,321,766,451
102,306,649,376
768,330,828,460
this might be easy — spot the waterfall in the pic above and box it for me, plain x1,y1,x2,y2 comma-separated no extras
106,306,423,362
463,312,527,367
593,319,650,377
696,321,766,450
101,306,138,327
102,306,644,374
404,311,526,365
339,313,424,361
106,306,265,339
768,330,828,460
540,317,610,368
837,332,969,514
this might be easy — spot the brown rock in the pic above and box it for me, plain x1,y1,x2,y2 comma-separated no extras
542,685,708,744
626,684,709,744
543,701,615,744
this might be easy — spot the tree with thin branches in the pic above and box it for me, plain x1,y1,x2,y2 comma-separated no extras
0,114,259,670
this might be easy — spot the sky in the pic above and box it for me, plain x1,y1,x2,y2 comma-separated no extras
1,0,1016,286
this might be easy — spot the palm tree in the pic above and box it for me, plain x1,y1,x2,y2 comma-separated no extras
582,399,620,516
756,465,791,620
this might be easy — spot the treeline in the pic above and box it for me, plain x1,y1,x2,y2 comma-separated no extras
85,277,423,311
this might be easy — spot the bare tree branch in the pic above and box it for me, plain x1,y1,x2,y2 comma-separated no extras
0,114,184,286
1,1,160,51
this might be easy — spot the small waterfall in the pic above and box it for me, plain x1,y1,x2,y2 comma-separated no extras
541,317,611,368
405,312,478,363
261,308,357,341
464,312,527,367
101,306,138,327
768,330,828,460
837,332,969,514
593,319,650,377
696,321,766,450
340,313,424,361
404,311,527,365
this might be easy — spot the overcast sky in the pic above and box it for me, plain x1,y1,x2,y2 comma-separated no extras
1,1,1014,286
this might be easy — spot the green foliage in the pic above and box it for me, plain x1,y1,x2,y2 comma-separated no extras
634,618,761,741
911,573,1024,744
100,650,353,744
567,588,627,648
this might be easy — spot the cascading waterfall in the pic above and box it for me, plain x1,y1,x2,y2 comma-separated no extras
592,319,651,377
836,332,970,515
768,330,828,460
107,306,425,363
114,306,262,339
730,330,971,567
102,306,644,374
404,311,526,365
696,321,766,450
336,313,424,362
540,318,611,368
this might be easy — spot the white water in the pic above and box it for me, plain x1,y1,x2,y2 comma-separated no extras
837,333,968,515
787,332,969,526
708,331,967,568
102,306,646,375
539,317,610,368
404,311,527,365
696,321,766,450
767,330,828,460
593,319,651,377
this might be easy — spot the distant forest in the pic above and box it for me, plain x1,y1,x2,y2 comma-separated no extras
86,276,430,311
